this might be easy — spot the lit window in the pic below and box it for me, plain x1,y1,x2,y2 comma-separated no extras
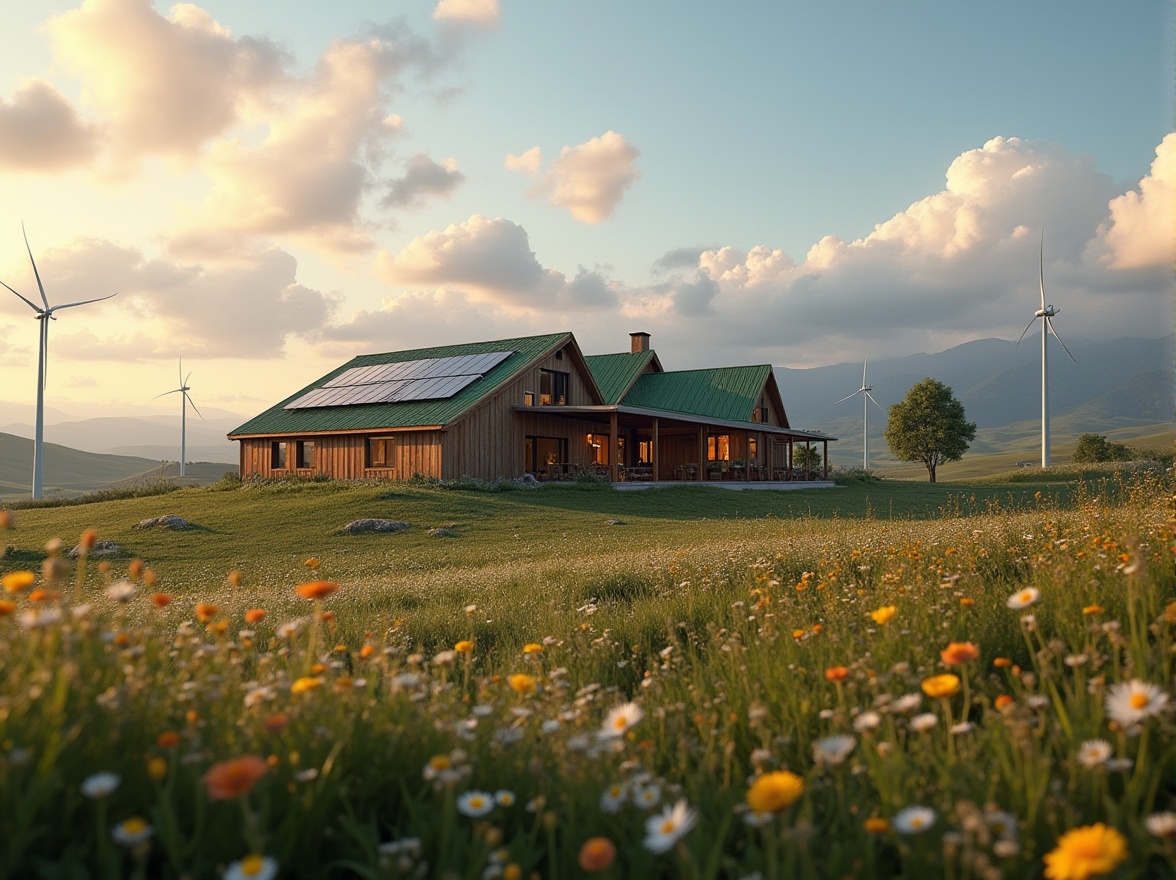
539,369,569,405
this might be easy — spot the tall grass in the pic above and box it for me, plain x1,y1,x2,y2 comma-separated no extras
0,471,1172,878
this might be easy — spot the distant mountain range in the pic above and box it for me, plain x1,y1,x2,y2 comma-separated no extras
778,334,1173,467
0,334,1170,495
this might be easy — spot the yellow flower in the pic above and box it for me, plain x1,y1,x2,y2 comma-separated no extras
454,639,474,654
507,674,538,695
1082,604,1104,616
1043,823,1128,880
2,571,36,593
921,674,961,699
290,677,324,695
869,605,897,625
523,642,544,654
746,771,805,813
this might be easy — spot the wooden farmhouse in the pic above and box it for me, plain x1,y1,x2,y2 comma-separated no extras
228,332,836,483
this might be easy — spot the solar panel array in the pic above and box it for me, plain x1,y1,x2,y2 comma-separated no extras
285,350,514,410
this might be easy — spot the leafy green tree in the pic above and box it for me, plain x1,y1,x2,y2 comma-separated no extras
1073,433,1131,463
793,445,821,477
885,378,976,482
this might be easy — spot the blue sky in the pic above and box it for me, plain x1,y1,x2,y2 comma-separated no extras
0,0,1170,420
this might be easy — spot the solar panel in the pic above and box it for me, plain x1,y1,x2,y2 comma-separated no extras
284,350,513,409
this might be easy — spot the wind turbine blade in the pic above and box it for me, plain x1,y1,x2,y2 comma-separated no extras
864,390,884,411
22,224,49,310
1016,316,1037,346
834,391,859,405
1045,316,1077,363
185,391,205,421
1039,227,1046,313
153,388,182,399
183,372,193,387
0,279,43,313
862,355,868,387
50,292,117,312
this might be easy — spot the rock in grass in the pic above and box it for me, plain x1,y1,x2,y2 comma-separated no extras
68,540,121,557
338,519,411,535
428,527,458,538
605,519,627,526
134,515,193,531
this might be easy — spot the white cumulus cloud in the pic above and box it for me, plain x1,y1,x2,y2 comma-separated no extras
511,132,642,224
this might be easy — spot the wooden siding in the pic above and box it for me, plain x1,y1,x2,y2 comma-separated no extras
240,430,443,480
441,343,601,480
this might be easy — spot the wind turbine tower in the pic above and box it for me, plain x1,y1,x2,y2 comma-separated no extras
1,226,116,499
835,356,883,470
1017,229,1075,467
156,361,204,477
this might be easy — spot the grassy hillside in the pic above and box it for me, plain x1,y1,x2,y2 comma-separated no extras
0,431,235,500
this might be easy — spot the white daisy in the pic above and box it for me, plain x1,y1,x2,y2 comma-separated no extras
81,772,121,799
111,817,153,846
600,781,628,813
891,693,923,714
643,799,698,853
1077,739,1113,768
1145,812,1176,839
599,702,643,738
910,713,938,733
105,580,136,603
633,783,662,809
456,790,495,817
892,805,936,834
494,789,516,807
224,854,279,880
811,735,856,765
1005,588,1039,610
853,711,881,733
1105,679,1169,726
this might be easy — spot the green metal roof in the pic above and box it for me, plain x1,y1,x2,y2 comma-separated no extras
230,333,571,436
620,365,771,422
584,350,658,404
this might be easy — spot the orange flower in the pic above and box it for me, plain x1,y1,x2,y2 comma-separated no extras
28,588,59,603
578,837,617,872
993,657,1012,668
194,602,218,622
227,570,243,588
143,569,157,586
864,817,890,833
128,559,144,579
146,757,168,781
0,510,12,529
156,730,181,749
304,558,320,570
1082,604,1104,616
263,713,289,734
994,694,1014,711
0,599,16,616
203,755,268,800
359,644,375,659
507,674,538,695
79,528,98,552
206,619,229,635
825,666,849,682
151,593,173,608
869,606,897,625
296,581,339,600
940,642,980,665
922,674,961,699
959,597,975,607
244,609,267,624
2,571,36,593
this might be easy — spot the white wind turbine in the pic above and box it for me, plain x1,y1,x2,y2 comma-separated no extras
155,360,204,477
1016,229,1076,468
835,355,884,470
1,226,116,499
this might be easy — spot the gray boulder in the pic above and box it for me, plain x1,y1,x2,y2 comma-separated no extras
338,519,411,535
134,515,193,531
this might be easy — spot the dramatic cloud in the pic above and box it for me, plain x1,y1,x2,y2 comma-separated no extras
1088,133,1176,273
377,214,618,310
433,0,501,27
382,153,465,209
48,0,286,160
0,237,333,358
511,132,642,223
0,79,97,171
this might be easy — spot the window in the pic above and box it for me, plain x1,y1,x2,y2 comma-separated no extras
296,440,315,469
637,440,653,464
367,437,396,468
751,396,768,423
271,441,288,469
539,369,569,406
524,436,568,475
748,437,758,460
587,433,609,465
707,434,730,462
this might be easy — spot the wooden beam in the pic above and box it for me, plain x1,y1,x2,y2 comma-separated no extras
698,425,706,481
652,418,659,482
823,440,829,480
610,411,619,483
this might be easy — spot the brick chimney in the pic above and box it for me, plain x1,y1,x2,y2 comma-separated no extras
630,332,651,353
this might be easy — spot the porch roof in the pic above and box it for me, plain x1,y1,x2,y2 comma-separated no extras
512,404,836,441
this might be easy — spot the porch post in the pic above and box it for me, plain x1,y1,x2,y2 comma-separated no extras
610,411,619,483
698,425,706,482
788,438,794,479
823,440,829,480
652,418,659,482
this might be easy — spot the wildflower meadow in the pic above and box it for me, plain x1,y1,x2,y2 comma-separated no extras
0,467,1173,879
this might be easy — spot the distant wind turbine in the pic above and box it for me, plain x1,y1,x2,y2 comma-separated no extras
1016,228,1076,468
835,355,884,470
1,225,116,499
155,360,204,477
